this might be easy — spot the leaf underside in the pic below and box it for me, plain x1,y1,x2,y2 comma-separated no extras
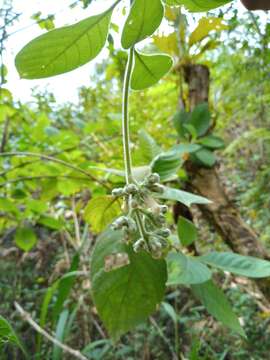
15,8,113,79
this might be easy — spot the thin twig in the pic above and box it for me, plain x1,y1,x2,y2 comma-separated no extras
14,302,88,360
0,174,87,187
72,196,81,247
0,151,110,189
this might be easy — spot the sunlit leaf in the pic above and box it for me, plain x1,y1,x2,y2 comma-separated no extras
121,0,164,49
84,196,121,233
15,227,37,252
163,0,232,12
38,215,64,230
138,129,162,163
15,5,115,79
131,50,173,90
153,33,179,56
189,17,228,46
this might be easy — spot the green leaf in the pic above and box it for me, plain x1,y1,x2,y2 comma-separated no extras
197,135,225,149
15,227,37,252
163,0,232,12
173,109,191,139
52,254,80,322
190,103,211,137
200,252,270,278
36,268,81,357
157,186,211,207
52,309,69,360
162,302,178,324
167,252,211,285
173,144,201,155
0,197,19,216
131,50,173,90
138,129,162,163
151,150,183,181
192,148,216,167
0,315,28,358
121,0,164,49
177,216,198,246
15,6,115,79
84,196,121,233
91,229,167,339
26,199,48,214
191,280,245,337
38,215,64,230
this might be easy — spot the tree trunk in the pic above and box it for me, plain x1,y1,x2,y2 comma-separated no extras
183,64,270,299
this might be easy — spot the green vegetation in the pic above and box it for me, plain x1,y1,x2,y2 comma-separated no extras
1,0,270,358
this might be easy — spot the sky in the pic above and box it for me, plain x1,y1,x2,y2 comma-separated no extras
1,0,251,104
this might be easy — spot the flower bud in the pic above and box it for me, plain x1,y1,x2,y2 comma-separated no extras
111,216,129,230
133,238,145,253
157,228,171,238
124,184,139,195
159,205,168,214
112,188,124,197
155,214,166,225
147,173,160,184
130,199,139,209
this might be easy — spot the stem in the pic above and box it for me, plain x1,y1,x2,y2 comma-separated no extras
14,302,88,360
122,46,134,184
0,151,110,189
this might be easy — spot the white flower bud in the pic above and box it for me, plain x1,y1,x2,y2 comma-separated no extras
147,173,160,184
124,184,139,195
133,239,145,253
112,188,124,197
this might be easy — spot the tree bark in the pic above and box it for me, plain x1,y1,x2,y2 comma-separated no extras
182,64,270,299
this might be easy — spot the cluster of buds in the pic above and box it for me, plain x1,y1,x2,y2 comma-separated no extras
142,173,165,194
111,183,139,198
111,173,171,259
111,216,137,240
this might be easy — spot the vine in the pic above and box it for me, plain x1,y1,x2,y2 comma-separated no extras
9,0,270,344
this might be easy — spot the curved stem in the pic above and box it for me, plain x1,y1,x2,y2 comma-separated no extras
122,46,134,184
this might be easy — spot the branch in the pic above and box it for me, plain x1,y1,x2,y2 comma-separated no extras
14,302,88,360
0,151,110,189
0,174,87,188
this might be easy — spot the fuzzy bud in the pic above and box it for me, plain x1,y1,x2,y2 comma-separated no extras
112,188,124,197
130,199,139,209
124,184,139,195
159,205,168,214
147,173,160,184
155,214,166,225
111,216,129,230
133,238,145,253
157,228,171,238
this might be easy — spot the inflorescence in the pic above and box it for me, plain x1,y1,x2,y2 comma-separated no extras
111,173,171,259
